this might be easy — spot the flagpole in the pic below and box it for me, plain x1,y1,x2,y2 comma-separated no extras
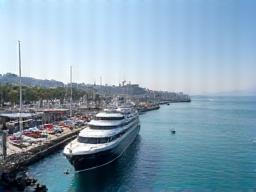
70,66,72,118
18,40,23,133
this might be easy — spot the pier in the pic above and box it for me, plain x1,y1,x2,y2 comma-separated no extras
0,127,83,174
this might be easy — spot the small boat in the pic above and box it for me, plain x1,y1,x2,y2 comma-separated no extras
64,169,70,175
170,129,176,134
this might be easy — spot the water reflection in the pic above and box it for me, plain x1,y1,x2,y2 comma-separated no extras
69,135,141,192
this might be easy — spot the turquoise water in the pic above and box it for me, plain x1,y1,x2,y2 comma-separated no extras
28,96,256,191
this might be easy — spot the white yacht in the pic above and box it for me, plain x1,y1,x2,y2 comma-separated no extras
63,105,140,172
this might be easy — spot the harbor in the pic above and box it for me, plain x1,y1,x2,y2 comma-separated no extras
0,74,190,173
0,100,171,173
1,0,256,191
25,97,256,191
0,20,190,187
0,33,191,191
0,89,189,191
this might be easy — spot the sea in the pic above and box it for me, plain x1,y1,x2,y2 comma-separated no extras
26,96,256,191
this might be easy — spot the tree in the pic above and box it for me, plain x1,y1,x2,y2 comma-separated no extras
8,89,19,105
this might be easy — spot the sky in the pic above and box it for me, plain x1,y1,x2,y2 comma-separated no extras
0,0,256,95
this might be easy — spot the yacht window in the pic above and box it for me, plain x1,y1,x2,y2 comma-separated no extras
78,129,129,144
95,116,124,120
89,125,118,130
78,136,110,144
100,137,108,143
78,137,97,144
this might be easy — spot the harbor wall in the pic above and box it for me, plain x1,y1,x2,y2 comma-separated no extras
0,128,82,174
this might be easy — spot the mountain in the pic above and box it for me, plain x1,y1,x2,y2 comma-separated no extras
0,73,191,101
0,73,64,88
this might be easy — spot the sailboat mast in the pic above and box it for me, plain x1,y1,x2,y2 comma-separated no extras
18,40,23,133
70,66,72,118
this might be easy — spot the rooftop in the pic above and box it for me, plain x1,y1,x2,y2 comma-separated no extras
0,112,41,119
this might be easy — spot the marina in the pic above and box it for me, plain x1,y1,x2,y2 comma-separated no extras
26,96,256,191
0,93,170,191
1,0,254,191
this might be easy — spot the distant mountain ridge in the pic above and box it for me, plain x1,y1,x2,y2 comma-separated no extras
0,73,64,88
0,73,191,101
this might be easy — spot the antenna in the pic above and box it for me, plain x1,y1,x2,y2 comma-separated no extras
18,40,23,133
70,66,72,118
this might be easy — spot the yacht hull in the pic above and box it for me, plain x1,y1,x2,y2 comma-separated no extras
65,125,140,172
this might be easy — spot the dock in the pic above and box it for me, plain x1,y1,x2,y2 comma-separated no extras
0,126,83,174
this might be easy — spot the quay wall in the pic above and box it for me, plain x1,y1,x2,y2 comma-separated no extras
22,130,80,167
0,128,82,174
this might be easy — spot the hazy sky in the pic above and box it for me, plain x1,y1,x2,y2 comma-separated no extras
0,0,256,94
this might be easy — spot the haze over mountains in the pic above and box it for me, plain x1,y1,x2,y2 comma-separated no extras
0,73,191,101
0,73,64,88
1,73,255,97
